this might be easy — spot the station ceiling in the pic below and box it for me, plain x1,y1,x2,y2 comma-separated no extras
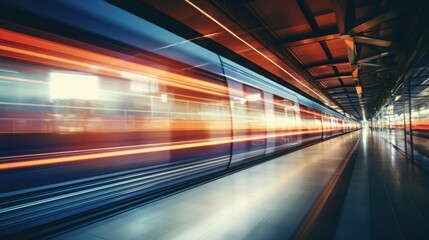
109,0,428,120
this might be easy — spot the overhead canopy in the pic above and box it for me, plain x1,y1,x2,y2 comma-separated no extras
108,0,428,120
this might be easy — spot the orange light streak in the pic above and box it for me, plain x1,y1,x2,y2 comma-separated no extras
0,42,226,96
0,74,226,105
102,89,226,106
0,43,229,97
0,29,230,97
0,127,348,171
299,108,323,118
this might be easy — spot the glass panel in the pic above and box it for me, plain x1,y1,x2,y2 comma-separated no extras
410,76,429,170
270,95,300,152
227,80,266,166
404,79,414,159
299,105,322,143
322,113,332,138
381,87,406,152
272,95,287,151
264,92,275,156
393,91,406,152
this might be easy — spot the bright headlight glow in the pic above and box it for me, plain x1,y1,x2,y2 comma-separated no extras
49,72,99,100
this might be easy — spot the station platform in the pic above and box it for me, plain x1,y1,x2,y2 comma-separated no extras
330,130,429,240
52,130,429,240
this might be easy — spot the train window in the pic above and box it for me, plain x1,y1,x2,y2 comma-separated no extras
272,95,285,147
299,105,322,142
227,80,266,166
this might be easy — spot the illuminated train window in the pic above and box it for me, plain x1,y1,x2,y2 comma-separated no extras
49,72,99,100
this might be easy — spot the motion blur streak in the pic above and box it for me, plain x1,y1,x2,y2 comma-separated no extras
0,128,345,171
0,75,47,85
0,1,362,236
0,29,229,97
0,44,228,98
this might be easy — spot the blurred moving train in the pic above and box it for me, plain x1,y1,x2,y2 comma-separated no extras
0,0,359,237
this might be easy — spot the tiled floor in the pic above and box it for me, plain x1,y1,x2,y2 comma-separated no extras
334,129,429,239
52,132,360,240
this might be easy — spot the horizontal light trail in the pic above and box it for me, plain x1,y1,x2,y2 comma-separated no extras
0,128,347,170
0,137,229,161
0,72,336,118
0,76,48,85
0,29,229,97
0,74,227,106
0,74,348,119
0,44,226,97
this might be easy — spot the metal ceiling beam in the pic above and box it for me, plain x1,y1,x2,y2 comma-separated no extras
279,0,339,49
335,99,358,103
359,61,389,67
342,104,358,107
334,97,356,101
282,0,342,49
349,5,412,35
336,98,355,101
353,35,395,47
326,84,356,90
356,49,396,63
332,0,363,120
336,103,356,106
359,67,396,78
344,102,361,105
337,103,360,106
284,0,352,117
316,74,353,81
336,97,359,101
330,91,358,95
299,0,358,119
305,60,349,69
296,0,319,32
331,0,355,34
319,39,359,117
331,0,358,70
344,37,357,65
279,31,340,47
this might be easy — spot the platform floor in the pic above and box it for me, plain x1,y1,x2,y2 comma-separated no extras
333,130,429,240
53,132,359,240
52,130,429,239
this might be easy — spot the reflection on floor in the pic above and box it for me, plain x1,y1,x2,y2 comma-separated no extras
334,129,429,240
53,132,359,240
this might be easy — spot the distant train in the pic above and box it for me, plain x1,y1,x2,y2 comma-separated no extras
0,0,359,237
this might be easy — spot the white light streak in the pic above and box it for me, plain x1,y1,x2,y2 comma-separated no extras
184,0,329,103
